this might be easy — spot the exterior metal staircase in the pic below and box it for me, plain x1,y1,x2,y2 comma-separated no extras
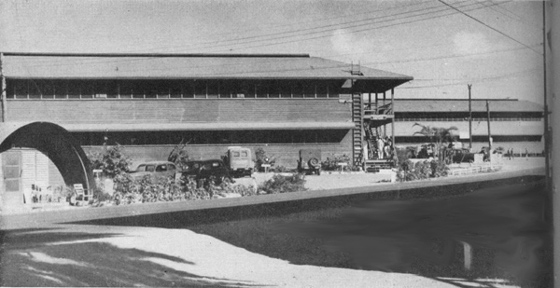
352,93,364,166
363,122,377,159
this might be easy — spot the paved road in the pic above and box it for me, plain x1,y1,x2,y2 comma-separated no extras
0,161,548,287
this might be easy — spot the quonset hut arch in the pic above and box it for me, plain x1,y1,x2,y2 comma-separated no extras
0,122,94,192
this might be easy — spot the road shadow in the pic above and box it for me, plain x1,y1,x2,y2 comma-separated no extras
68,175,551,288
278,179,552,288
0,228,258,287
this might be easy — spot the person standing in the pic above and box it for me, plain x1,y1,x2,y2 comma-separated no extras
377,136,384,159
384,136,392,159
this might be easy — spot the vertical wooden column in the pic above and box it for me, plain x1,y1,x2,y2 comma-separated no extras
383,91,386,136
375,93,378,114
486,100,492,151
391,88,395,148
468,84,473,149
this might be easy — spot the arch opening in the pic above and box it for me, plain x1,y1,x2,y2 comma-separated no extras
0,122,94,194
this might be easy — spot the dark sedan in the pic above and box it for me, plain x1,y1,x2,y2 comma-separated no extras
451,149,475,163
181,159,232,185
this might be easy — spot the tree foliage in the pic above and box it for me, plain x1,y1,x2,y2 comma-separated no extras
168,139,192,170
87,145,132,178
413,123,458,161
255,147,276,172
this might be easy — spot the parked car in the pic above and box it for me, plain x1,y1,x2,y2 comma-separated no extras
223,146,253,177
451,148,476,163
130,161,178,180
180,160,203,177
181,159,232,185
416,143,436,159
297,149,321,175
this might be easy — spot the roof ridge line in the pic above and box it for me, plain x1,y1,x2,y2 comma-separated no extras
1,52,311,58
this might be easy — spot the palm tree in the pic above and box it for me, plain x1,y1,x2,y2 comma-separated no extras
413,123,458,161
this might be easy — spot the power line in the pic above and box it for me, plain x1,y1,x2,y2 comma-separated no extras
436,0,541,55
11,1,498,68
362,44,539,65
208,1,506,53
134,2,432,54
133,1,493,54
159,2,457,52
401,66,540,89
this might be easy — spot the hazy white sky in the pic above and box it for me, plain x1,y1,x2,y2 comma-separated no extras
0,0,547,103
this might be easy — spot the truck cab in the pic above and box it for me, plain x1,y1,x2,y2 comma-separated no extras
224,146,253,177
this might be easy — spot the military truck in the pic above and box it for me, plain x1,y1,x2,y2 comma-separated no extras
223,146,253,177
297,149,322,175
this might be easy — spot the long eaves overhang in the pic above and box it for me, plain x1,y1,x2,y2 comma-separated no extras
60,122,357,132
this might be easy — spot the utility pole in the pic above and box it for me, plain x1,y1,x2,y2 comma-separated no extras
542,0,550,190
0,52,6,122
468,84,472,149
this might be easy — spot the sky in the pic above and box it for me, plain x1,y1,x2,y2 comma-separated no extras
0,0,548,104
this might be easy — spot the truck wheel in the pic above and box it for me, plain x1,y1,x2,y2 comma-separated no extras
308,158,319,166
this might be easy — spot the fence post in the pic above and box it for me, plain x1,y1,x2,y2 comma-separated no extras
462,241,472,270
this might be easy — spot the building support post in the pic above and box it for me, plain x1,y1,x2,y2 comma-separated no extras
391,88,396,166
375,93,378,114
468,84,472,150
542,0,550,190
383,91,386,136
486,100,492,151
0,52,6,122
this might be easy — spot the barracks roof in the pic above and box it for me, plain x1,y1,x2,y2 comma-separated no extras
393,98,543,113
1,52,412,81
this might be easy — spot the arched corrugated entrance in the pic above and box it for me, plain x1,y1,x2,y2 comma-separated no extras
0,122,94,193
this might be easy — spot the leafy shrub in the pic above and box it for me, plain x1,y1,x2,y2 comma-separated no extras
321,154,352,171
270,165,296,173
255,147,277,172
397,159,449,182
92,185,112,203
396,147,415,166
87,145,132,178
168,142,192,171
111,175,210,205
259,173,307,194
113,172,135,194
208,178,258,197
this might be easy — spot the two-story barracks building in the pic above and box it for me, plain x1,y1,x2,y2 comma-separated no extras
0,52,412,175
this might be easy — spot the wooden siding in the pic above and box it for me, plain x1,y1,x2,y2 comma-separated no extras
21,150,50,193
83,131,353,169
5,99,350,125
394,121,544,137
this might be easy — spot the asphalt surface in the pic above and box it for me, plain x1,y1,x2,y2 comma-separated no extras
0,159,549,287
